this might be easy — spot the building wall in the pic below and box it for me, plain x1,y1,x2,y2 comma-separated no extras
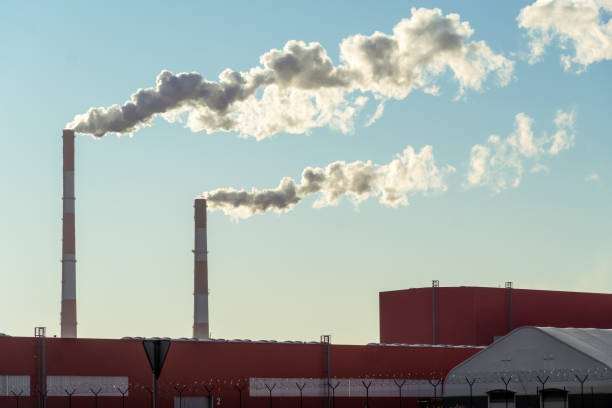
379,287,435,345
512,289,612,329
0,336,478,408
380,287,612,346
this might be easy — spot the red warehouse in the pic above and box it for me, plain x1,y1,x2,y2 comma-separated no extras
0,335,479,408
379,284,612,346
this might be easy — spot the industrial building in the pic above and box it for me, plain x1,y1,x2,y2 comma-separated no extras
0,334,480,407
443,327,612,408
2,130,612,407
380,285,612,346
4,286,612,407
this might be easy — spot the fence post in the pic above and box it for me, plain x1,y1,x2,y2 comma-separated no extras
203,383,216,407
393,379,406,408
115,386,129,408
575,374,588,408
296,382,306,408
362,381,372,408
501,376,512,408
428,379,441,408
264,383,276,408
465,377,477,408
235,384,244,408
89,387,102,408
536,376,549,408
10,390,23,408
328,382,340,408
64,388,76,408
173,385,187,408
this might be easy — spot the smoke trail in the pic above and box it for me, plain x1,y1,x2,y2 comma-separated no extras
68,8,513,139
202,146,454,219
466,109,576,192
518,0,612,71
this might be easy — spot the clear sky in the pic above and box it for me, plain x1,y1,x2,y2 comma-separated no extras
1,0,610,344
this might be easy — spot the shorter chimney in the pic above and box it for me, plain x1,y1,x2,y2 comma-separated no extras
61,129,77,338
193,198,209,339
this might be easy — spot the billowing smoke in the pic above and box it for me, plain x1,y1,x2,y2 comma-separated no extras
466,109,576,192
518,0,612,71
68,8,513,140
202,146,454,219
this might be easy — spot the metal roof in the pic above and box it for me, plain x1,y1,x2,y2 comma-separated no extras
538,327,612,369
119,337,483,348
443,326,612,397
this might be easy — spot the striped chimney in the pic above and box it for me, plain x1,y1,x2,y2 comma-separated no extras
193,198,209,339
61,129,77,338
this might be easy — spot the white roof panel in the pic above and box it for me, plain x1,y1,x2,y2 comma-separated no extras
444,326,612,397
538,327,612,368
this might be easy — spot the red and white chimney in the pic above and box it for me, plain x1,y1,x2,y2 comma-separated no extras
61,129,77,338
193,198,209,339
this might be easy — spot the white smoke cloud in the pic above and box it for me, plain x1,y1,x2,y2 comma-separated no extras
365,101,386,127
202,146,454,219
585,172,601,182
518,0,612,71
68,8,513,139
466,109,576,192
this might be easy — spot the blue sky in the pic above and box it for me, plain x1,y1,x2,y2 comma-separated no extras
0,0,610,344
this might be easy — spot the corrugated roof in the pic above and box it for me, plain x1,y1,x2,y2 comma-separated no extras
443,326,612,397
119,337,484,348
538,327,612,368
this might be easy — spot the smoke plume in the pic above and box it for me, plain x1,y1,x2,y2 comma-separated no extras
202,146,454,219
466,109,576,192
68,8,513,140
518,0,612,71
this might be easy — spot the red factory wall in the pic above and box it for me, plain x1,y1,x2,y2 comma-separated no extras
379,286,612,346
0,336,478,408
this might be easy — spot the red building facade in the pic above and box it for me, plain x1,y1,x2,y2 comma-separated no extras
380,286,612,346
0,336,478,408
5,286,612,407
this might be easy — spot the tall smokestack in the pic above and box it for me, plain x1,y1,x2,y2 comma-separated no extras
61,129,77,338
193,198,209,339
